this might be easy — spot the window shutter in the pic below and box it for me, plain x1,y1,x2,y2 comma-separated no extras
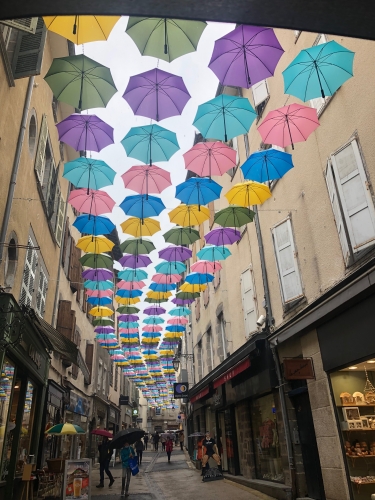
272,219,303,303
68,239,76,282
70,246,82,293
47,163,59,219
252,80,269,106
85,344,94,385
20,236,38,307
62,218,70,268
11,18,47,79
1,18,38,33
34,114,48,183
55,196,65,247
310,34,329,113
331,140,375,254
56,300,73,340
240,268,257,337
35,266,48,318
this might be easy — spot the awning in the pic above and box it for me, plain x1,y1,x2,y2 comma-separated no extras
213,358,251,389
190,386,209,404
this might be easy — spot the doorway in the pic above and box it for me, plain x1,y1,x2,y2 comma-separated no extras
217,408,240,475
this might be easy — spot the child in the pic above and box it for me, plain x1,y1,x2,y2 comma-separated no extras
166,436,173,462
120,441,135,497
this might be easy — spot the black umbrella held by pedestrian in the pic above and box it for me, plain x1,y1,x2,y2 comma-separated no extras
109,428,145,450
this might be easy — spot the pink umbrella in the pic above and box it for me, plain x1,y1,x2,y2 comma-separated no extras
117,280,146,290
167,317,189,325
258,103,319,150
68,188,115,215
151,273,182,284
86,289,114,297
183,141,237,178
143,325,163,332
122,165,171,196
191,260,222,274
119,328,139,334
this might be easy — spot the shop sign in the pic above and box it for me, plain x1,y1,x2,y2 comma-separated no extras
66,392,90,416
28,344,41,369
173,382,189,399
213,358,251,389
190,386,209,403
283,358,315,380
63,458,91,500
119,395,129,405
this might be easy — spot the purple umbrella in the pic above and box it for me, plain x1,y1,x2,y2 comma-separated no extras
82,268,113,281
158,245,192,262
94,326,116,333
123,68,191,122
144,306,166,316
205,228,241,246
118,314,140,322
119,254,152,268
208,25,284,89
56,113,114,152
171,298,194,306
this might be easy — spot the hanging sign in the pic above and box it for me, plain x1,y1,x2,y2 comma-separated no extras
283,358,315,380
174,383,189,399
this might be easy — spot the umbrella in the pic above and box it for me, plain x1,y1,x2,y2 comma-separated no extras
169,307,190,317
122,165,171,197
119,321,139,328
119,254,152,268
84,280,113,290
146,291,172,299
121,217,161,238
64,158,115,194
86,289,113,297
73,215,115,236
123,68,191,122
87,296,112,306
93,317,114,326
183,141,237,178
144,307,166,315
179,283,206,293
209,24,284,89
120,238,156,255
46,423,85,435
82,268,113,281
57,114,114,153
68,189,115,215
205,228,241,246
118,314,139,321
79,253,113,269
185,272,214,285
120,194,165,221
143,316,164,325
225,182,272,206
43,15,120,45
117,281,146,290
283,40,354,101
152,273,182,284
117,306,140,314
191,260,222,274
258,103,320,150
116,289,143,298
143,325,163,332
166,325,185,332
116,297,141,305
163,227,200,246
172,298,195,306
121,124,179,166
196,245,231,261
89,306,114,317
168,204,210,227
154,261,186,274
126,17,207,62
91,428,114,438
94,326,116,333
76,236,114,254
241,148,294,183
167,317,188,325
159,245,192,262
193,94,256,142
214,206,255,228
44,54,117,111
118,269,148,281
175,177,222,207
149,282,176,291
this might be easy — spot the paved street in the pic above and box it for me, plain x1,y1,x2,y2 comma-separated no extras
91,450,275,500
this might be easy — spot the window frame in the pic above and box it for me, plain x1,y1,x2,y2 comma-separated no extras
240,267,258,338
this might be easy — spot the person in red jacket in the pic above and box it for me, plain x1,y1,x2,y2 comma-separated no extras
166,436,173,463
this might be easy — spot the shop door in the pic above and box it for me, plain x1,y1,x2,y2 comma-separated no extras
290,388,325,500
217,409,239,475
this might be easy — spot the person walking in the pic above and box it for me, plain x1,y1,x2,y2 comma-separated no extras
166,436,173,463
143,433,149,450
96,437,114,488
120,440,135,497
135,439,144,465
153,431,160,451
179,431,185,451
161,433,167,451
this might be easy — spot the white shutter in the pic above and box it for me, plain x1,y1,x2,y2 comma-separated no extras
252,80,269,107
241,268,257,337
272,219,303,303
34,114,48,183
55,196,65,246
325,161,351,264
1,18,38,33
331,140,375,253
36,267,48,318
20,237,38,307
232,137,239,164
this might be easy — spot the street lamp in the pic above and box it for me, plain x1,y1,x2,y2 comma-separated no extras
0,291,27,350
172,353,194,372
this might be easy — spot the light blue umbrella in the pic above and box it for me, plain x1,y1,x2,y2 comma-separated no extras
193,94,256,142
149,283,176,292
241,148,294,183
118,269,148,281
143,316,165,325
169,307,191,317
84,279,114,290
155,261,186,274
120,194,165,220
87,296,113,306
197,245,231,261
63,157,116,192
175,177,222,207
119,321,139,328
116,289,143,298
282,40,355,101
185,272,214,285
121,124,180,165
73,214,116,236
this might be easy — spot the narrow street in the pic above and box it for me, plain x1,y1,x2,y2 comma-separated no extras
91,449,275,500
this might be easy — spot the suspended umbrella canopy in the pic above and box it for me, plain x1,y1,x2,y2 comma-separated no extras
45,423,85,435
64,158,115,194
196,245,232,261
209,24,284,89
258,103,320,150
80,253,113,269
57,114,114,153
179,283,207,293
76,235,115,254
169,307,191,316
193,94,256,142
119,254,152,269
126,17,207,62
116,289,143,298
149,284,176,294
191,260,222,274
44,54,117,111
118,314,139,322
116,296,141,305
163,227,199,246
84,280,114,290
151,273,182,284
68,189,115,216
93,317,114,326
214,206,255,228
123,68,191,122
143,325,163,332
122,165,171,197
175,177,222,207
225,181,271,207
171,298,194,306
154,261,186,275
185,272,214,285
119,321,139,329
87,296,112,306
158,245,192,262
205,228,241,246
167,317,189,325
82,268,113,281
43,15,120,44
120,238,156,255
117,306,140,314
143,316,165,325
118,269,148,281
117,280,146,290
283,40,354,101
89,306,114,317
241,148,294,183
168,204,210,227
183,141,237,178
86,288,113,297
175,291,200,300
146,291,172,299
144,306,166,315
121,124,179,166
165,325,185,332
73,215,115,236
120,195,166,220
121,217,161,238
95,326,116,333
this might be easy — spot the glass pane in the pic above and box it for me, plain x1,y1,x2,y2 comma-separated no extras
0,359,15,475
1,377,21,480
15,380,37,475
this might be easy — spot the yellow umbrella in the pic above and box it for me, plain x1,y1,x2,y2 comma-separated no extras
179,282,207,293
89,306,114,317
168,204,210,227
225,181,271,207
76,236,114,254
146,291,172,299
43,15,121,45
115,297,141,305
121,217,161,237
164,332,184,339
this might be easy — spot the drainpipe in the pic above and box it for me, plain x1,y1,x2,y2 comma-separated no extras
0,76,34,263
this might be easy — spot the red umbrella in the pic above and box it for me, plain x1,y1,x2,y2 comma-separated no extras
183,141,237,178
68,188,116,215
91,429,113,438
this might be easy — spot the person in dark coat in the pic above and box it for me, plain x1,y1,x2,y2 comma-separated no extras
143,433,149,450
166,436,173,462
153,431,160,451
96,437,114,488
135,439,144,465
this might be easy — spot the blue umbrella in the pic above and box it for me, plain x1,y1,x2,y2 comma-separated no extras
73,214,116,235
240,148,294,183
154,261,186,274
165,325,185,332
120,194,165,221
121,124,180,165
143,317,165,325
175,177,222,207
193,94,256,142
149,283,176,292
185,272,214,285
118,269,148,281
63,157,116,192
169,307,191,316
116,289,143,298
84,280,114,290
197,245,231,261
282,40,355,100
87,296,113,306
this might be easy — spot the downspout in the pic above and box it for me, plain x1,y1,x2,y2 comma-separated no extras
0,76,34,263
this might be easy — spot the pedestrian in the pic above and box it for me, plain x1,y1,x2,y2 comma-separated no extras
202,431,221,480
120,440,135,497
135,439,144,465
179,431,185,451
143,433,149,450
153,431,160,451
96,437,115,488
161,433,167,451
166,435,173,462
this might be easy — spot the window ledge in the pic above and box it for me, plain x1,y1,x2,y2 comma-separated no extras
282,295,307,317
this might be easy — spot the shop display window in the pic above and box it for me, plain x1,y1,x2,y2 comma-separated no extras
331,359,375,499
251,393,284,483
1,376,21,480
0,359,15,476
15,380,37,475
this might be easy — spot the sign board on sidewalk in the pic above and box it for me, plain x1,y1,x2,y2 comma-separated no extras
63,459,91,500
174,382,189,399
283,358,315,380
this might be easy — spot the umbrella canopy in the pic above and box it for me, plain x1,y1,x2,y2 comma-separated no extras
146,291,172,299
64,158,115,193
196,245,231,261
86,289,113,297
151,273,182,284
241,148,294,183
121,217,161,237
87,296,112,306
122,165,171,196
143,325,163,332
73,214,115,236
118,314,139,321
185,272,214,285
149,283,176,292
283,40,354,101
89,306,114,317
84,280,114,290
158,245,192,262
116,297,141,305
118,269,148,281
126,17,207,62
179,283,206,293
167,317,189,325
205,228,241,246
144,306,166,315
214,206,255,228
191,260,222,274
121,124,179,165
168,204,210,227
46,423,85,435
80,253,113,269
183,141,237,178
209,24,284,89
258,103,320,150
169,307,191,317
43,15,120,45
117,281,146,290
175,177,222,207
165,325,185,332
57,114,114,153
76,236,114,254
143,316,165,325
91,429,114,437
94,326,116,333
117,306,140,314
109,427,145,448
123,68,191,121
44,54,117,111
116,289,143,298
82,268,113,281
93,317,114,326
154,261,186,274
120,194,166,220
193,94,256,142
119,254,152,268
225,182,272,206
68,189,115,215
120,238,156,255
163,227,199,246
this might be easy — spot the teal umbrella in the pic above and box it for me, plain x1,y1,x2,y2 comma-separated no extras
196,245,231,261
154,261,186,274
84,280,114,290
63,158,116,192
118,269,148,281
44,54,117,111
282,40,354,100
143,316,164,325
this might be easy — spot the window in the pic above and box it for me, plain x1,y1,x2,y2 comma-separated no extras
272,219,303,304
203,286,210,308
196,341,203,381
213,269,221,290
206,328,213,373
71,329,81,379
155,408,161,416
217,313,227,361
252,80,269,118
97,361,103,393
241,268,258,337
195,297,201,322
56,300,75,341
28,113,37,156
326,139,375,265
85,344,94,385
226,137,240,178
4,237,18,288
294,30,301,41
310,34,330,114
35,265,48,317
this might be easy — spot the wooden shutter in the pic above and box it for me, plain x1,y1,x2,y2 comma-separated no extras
47,163,59,219
11,18,47,79
34,114,48,183
35,266,48,318
272,219,303,303
62,218,70,268
70,245,82,293
19,236,38,307
56,300,74,340
252,80,269,106
310,34,329,112
55,196,65,246
85,344,94,385
72,331,81,378
241,268,257,337
68,239,76,283
1,18,38,33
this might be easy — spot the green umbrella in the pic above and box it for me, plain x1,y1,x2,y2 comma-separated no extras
144,298,168,304
117,306,140,314
214,206,255,228
44,54,117,111
163,227,200,246
79,253,113,269
93,317,114,327
120,238,156,255
126,17,207,62
175,292,200,300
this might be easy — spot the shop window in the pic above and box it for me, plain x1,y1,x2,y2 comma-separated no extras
0,359,15,476
4,237,18,288
241,268,257,338
28,112,37,156
15,381,37,475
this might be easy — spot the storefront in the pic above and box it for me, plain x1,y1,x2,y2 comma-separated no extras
64,391,90,459
107,404,120,436
90,395,108,463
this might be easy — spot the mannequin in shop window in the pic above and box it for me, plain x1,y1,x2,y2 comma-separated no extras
259,418,282,481
201,431,222,480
